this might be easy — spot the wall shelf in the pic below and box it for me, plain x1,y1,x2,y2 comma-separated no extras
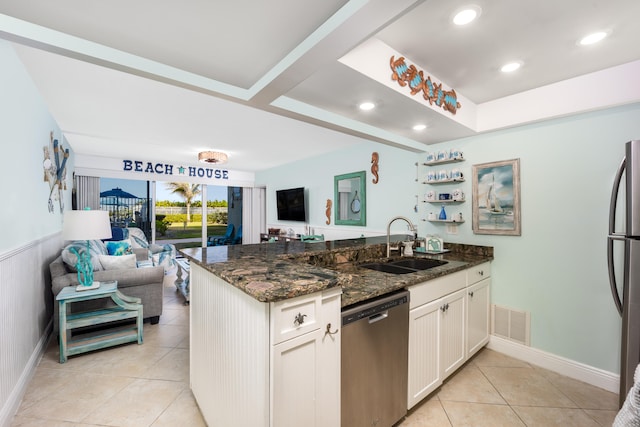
424,199,465,204
423,157,464,166
424,219,465,224
423,178,465,185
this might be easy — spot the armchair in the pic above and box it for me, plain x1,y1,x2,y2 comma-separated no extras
207,224,234,246
126,227,177,273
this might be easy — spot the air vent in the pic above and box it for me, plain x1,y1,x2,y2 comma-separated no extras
491,304,530,346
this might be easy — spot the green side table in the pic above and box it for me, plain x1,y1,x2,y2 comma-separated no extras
56,281,143,363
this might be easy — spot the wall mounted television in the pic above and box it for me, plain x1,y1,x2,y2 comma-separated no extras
276,187,306,222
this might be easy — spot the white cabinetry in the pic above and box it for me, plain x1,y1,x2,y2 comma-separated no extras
408,297,441,406
440,289,466,378
466,262,491,358
407,270,466,408
190,263,341,427
407,263,491,410
272,289,341,427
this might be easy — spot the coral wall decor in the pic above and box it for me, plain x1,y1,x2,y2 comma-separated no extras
371,152,379,184
43,131,69,213
390,56,461,115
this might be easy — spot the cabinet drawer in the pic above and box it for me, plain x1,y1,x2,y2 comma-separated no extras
271,292,322,344
467,262,491,285
408,270,466,309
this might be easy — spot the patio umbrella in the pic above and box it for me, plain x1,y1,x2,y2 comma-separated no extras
100,188,142,226
100,187,139,201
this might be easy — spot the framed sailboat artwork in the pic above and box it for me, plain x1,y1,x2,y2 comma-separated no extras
472,158,521,235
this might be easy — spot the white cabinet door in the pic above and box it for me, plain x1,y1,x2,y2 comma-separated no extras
408,298,442,409
440,288,466,379
272,327,324,427
466,278,491,358
271,287,341,427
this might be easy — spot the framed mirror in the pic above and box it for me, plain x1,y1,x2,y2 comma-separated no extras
334,171,366,226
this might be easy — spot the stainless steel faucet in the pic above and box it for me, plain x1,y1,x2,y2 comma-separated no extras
386,216,417,258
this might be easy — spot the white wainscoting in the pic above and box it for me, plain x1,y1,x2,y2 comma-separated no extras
0,233,61,426
190,263,270,427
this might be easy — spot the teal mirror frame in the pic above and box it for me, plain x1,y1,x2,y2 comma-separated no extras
334,171,366,226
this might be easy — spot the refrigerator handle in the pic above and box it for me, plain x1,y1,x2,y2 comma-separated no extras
608,236,624,315
609,157,626,235
608,157,626,315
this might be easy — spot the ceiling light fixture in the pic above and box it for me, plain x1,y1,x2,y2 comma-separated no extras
198,151,228,164
579,31,609,46
452,5,482,26
501,61,522,73
413,124,427,131
359,102,375,111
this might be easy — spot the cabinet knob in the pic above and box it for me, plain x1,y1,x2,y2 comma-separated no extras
478,270,484,276
468,291,474,297
294,313,307,326
440,303,450,312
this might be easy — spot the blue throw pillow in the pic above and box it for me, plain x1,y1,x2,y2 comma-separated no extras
105,239,133,256
104,227,130,241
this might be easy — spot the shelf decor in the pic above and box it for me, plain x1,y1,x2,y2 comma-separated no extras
471,158,521,236
390,56,461,115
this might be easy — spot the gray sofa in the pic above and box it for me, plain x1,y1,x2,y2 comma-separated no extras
49,248,165,332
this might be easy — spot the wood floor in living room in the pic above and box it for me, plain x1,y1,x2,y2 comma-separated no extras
10,273,619,427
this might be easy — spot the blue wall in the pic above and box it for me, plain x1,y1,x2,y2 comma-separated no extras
0,40,72,253
258,141,417,238
257,102,640,373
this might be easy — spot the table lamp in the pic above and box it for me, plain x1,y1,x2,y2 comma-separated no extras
62,208,112,289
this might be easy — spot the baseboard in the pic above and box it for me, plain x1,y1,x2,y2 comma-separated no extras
487,335,619,393
0,320,53,426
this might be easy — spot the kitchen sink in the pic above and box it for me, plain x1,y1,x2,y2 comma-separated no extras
359,258,448,274
389,258,448,270
358,263,417,274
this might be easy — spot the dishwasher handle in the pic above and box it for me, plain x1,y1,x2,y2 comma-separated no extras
368,311,389,324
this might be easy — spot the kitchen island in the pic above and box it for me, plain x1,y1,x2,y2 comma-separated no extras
180,236,493,427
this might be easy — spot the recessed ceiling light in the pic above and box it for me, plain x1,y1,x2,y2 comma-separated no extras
501,61,522,73
452,5,482,26
413,124,427,131
359,102,375,111
579,31,609,46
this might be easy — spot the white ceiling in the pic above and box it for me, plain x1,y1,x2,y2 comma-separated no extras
1,0,640,172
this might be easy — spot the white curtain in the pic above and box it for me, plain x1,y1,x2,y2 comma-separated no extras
75,175,100,210
243,187,265,244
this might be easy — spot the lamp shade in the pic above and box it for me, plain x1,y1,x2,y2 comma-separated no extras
62,209,112,241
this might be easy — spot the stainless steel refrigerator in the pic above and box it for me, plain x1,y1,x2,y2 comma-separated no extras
608,139,640,407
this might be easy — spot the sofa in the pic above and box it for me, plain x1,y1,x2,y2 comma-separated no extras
50,238,165,333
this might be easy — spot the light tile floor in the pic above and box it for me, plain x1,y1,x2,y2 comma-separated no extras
11,274,204,427
398,350,620,427
11,274,620,427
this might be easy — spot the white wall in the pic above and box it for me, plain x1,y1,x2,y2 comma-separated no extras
257,102,640,375
0,40,72,425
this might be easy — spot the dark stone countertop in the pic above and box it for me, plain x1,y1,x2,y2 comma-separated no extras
179,235,493,307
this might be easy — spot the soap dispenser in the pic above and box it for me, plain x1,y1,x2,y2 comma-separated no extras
439,205,447,220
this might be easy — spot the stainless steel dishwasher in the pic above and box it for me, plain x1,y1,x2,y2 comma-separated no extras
341,290,409,427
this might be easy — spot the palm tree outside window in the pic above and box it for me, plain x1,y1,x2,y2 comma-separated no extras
166,182,201,222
